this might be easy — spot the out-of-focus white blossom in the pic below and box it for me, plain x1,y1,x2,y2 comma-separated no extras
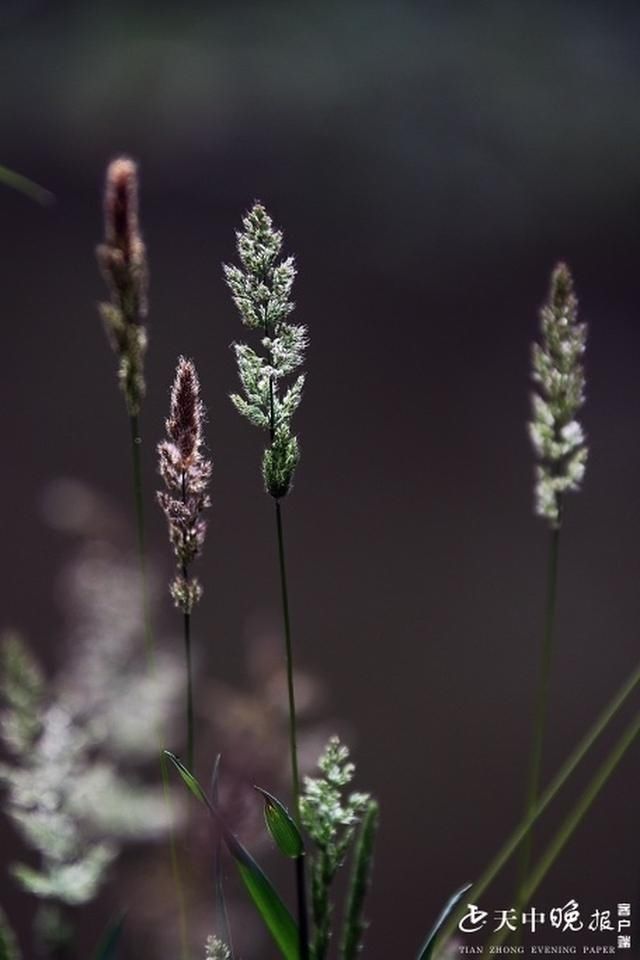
205,934,231,960
301,736,370,855
0,545,183,907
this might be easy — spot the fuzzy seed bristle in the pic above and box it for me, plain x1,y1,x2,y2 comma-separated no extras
529,262,588,527
96,156,148,415
104,157,139,257
157,357,212,612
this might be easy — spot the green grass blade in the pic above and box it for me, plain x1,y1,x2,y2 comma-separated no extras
224,829,300,960
432,658,640,957
164,750,211,807
487,709,640,951
165,749,298,958
0,165,53,205
93,913,126,960
417,883,472,960
255,786,304,858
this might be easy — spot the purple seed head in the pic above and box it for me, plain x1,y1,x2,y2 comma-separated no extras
157,357,212,612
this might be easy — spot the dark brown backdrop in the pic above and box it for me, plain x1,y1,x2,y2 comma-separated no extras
1,1,639,957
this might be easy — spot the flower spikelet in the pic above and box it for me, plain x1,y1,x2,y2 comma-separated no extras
205,935,231,960
157,357,212,612
224,203,307,499
528,263,588,528
300,736,371,959
96,157,148,415
300,736,370,865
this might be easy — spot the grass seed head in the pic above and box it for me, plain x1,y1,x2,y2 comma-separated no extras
96,156,148,415
224,203,307,499
529,262,588,527
157,357,212,612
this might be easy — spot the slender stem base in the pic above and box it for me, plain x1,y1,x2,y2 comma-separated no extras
516,525,561,905
296,851,310,960
274,499,309,960
129,415,154,666
275,501,301,812
184,609,194,771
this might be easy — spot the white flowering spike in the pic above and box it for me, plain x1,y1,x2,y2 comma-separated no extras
224,203,307,499
301,736,370,859
205,934,231,960
528,263,588,528
300,736,371,959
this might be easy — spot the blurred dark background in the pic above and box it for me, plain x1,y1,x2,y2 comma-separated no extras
1,0,639,956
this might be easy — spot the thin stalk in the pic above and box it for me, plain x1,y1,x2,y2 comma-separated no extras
275,501,301,813
516,524,560,904
296,853,310,960
487,708,640,951
128,413,191,960
274,499,309,960
129,415,154,665
433,656,640,957
183,608,194,770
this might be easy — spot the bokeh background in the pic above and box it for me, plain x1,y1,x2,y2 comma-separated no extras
1,0,639,956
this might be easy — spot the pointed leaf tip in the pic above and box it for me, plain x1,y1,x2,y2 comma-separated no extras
165,753,299,958
417,882,473,960
254,786,304,859
225,832,299,960
163,750,210,807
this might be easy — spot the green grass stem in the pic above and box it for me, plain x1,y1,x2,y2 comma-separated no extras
488,708,640,951
274,500,309,960
183,609,194,771
434,656,640,957
515,525,561,918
